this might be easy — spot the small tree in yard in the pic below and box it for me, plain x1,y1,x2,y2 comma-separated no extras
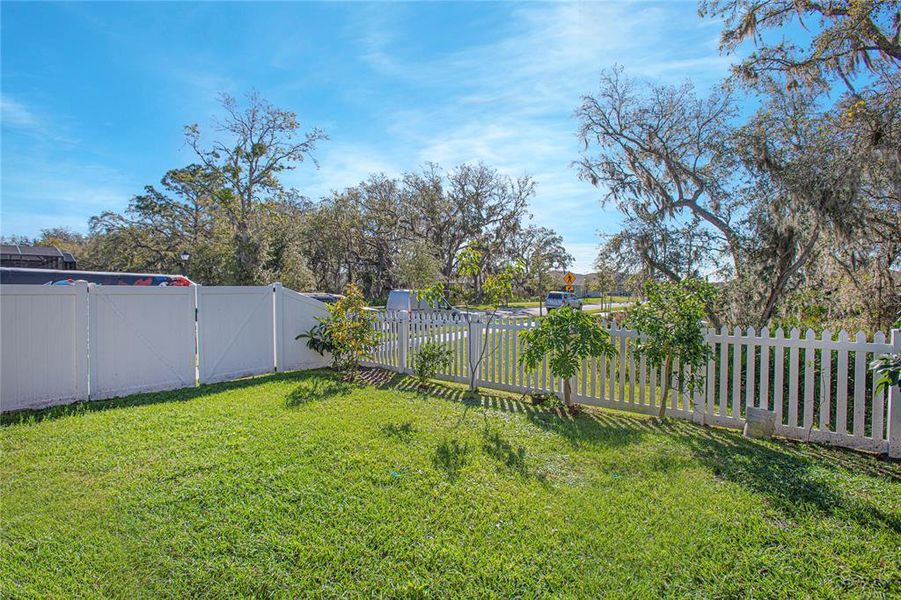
455,244,524,394
298,282,380,379
412,341,453,387
519,306,616,410
626,279,717,419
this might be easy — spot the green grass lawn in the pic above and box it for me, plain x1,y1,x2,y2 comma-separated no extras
2,370,899,597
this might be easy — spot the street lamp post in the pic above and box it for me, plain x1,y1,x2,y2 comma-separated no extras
179,250,191,276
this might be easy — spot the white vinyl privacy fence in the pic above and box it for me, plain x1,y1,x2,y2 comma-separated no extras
0,283,329,411
364,311,901,456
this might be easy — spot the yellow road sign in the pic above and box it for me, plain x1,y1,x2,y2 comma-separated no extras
562,271,576,285
564,284,574,292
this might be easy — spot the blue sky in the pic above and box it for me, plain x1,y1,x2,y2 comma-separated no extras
1,1,735,272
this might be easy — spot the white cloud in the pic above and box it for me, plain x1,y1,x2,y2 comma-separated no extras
342,1,732,267
0,96,133,237
0,95,77,145
1,96,41,130
567,242,604,273
2,2,733,260
282,142,404,200
1,159,137,237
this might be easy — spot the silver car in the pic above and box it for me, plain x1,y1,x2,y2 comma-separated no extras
545,291,582,311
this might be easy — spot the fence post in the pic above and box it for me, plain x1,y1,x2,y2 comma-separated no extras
468,316,481,384
272,282,283,372
398,311,410,374
86,282,98,401
74,280,90,402
888,329,901,458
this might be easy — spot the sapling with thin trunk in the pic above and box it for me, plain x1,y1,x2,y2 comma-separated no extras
625,279,717,419
519,306,616,409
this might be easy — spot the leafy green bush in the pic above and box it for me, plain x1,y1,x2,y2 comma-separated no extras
412,341,453,387
872,353,901,393
519,306,616,408
872,318,900,394
298,283,380,378
296,323,335,356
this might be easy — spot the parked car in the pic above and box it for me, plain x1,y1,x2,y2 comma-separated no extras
545,291,582,311
386,289,458,314
300,292,344,304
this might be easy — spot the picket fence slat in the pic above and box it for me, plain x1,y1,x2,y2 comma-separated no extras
774,329,786,426
873,332,886,442
732,327,742,419
853,331,867,438
718,329,728,417
759,327,770,411
705,332,716,415
788,328,801,429
617,329,626,403
803,329,816,431
746,327,757,411
820,330,833,431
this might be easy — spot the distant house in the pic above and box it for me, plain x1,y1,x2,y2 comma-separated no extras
548,270,591,297
0,244,77,270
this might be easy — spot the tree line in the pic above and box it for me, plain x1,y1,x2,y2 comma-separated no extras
11,93,570,302
579,0,899,333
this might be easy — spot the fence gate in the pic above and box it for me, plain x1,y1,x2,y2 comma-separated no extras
89,286,196,400
197,286,275,384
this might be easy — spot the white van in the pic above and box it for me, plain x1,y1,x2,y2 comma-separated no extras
386,289,457,313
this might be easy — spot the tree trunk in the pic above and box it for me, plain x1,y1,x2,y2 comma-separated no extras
659,353,673,419
235,228,258,285
563,378,573,408
757,226,820,328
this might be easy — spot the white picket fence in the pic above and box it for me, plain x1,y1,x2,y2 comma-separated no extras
0,283,329,411
364,311,901,456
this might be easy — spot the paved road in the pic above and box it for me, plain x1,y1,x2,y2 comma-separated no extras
488,302,632,317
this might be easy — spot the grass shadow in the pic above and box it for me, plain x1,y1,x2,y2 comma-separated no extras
387,375,650,451
380,421,417,443
432,437,470,481
658,418,901,534
1,369,338,426
356,367,401,388
285,378,354,408
482,428,529,477
388,377,531,412
524,407,653,450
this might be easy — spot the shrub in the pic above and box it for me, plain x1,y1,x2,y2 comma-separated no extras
298,283,380,378
872,353,901,393
412,341,453,387
296,323,334,356
872,317,901,394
